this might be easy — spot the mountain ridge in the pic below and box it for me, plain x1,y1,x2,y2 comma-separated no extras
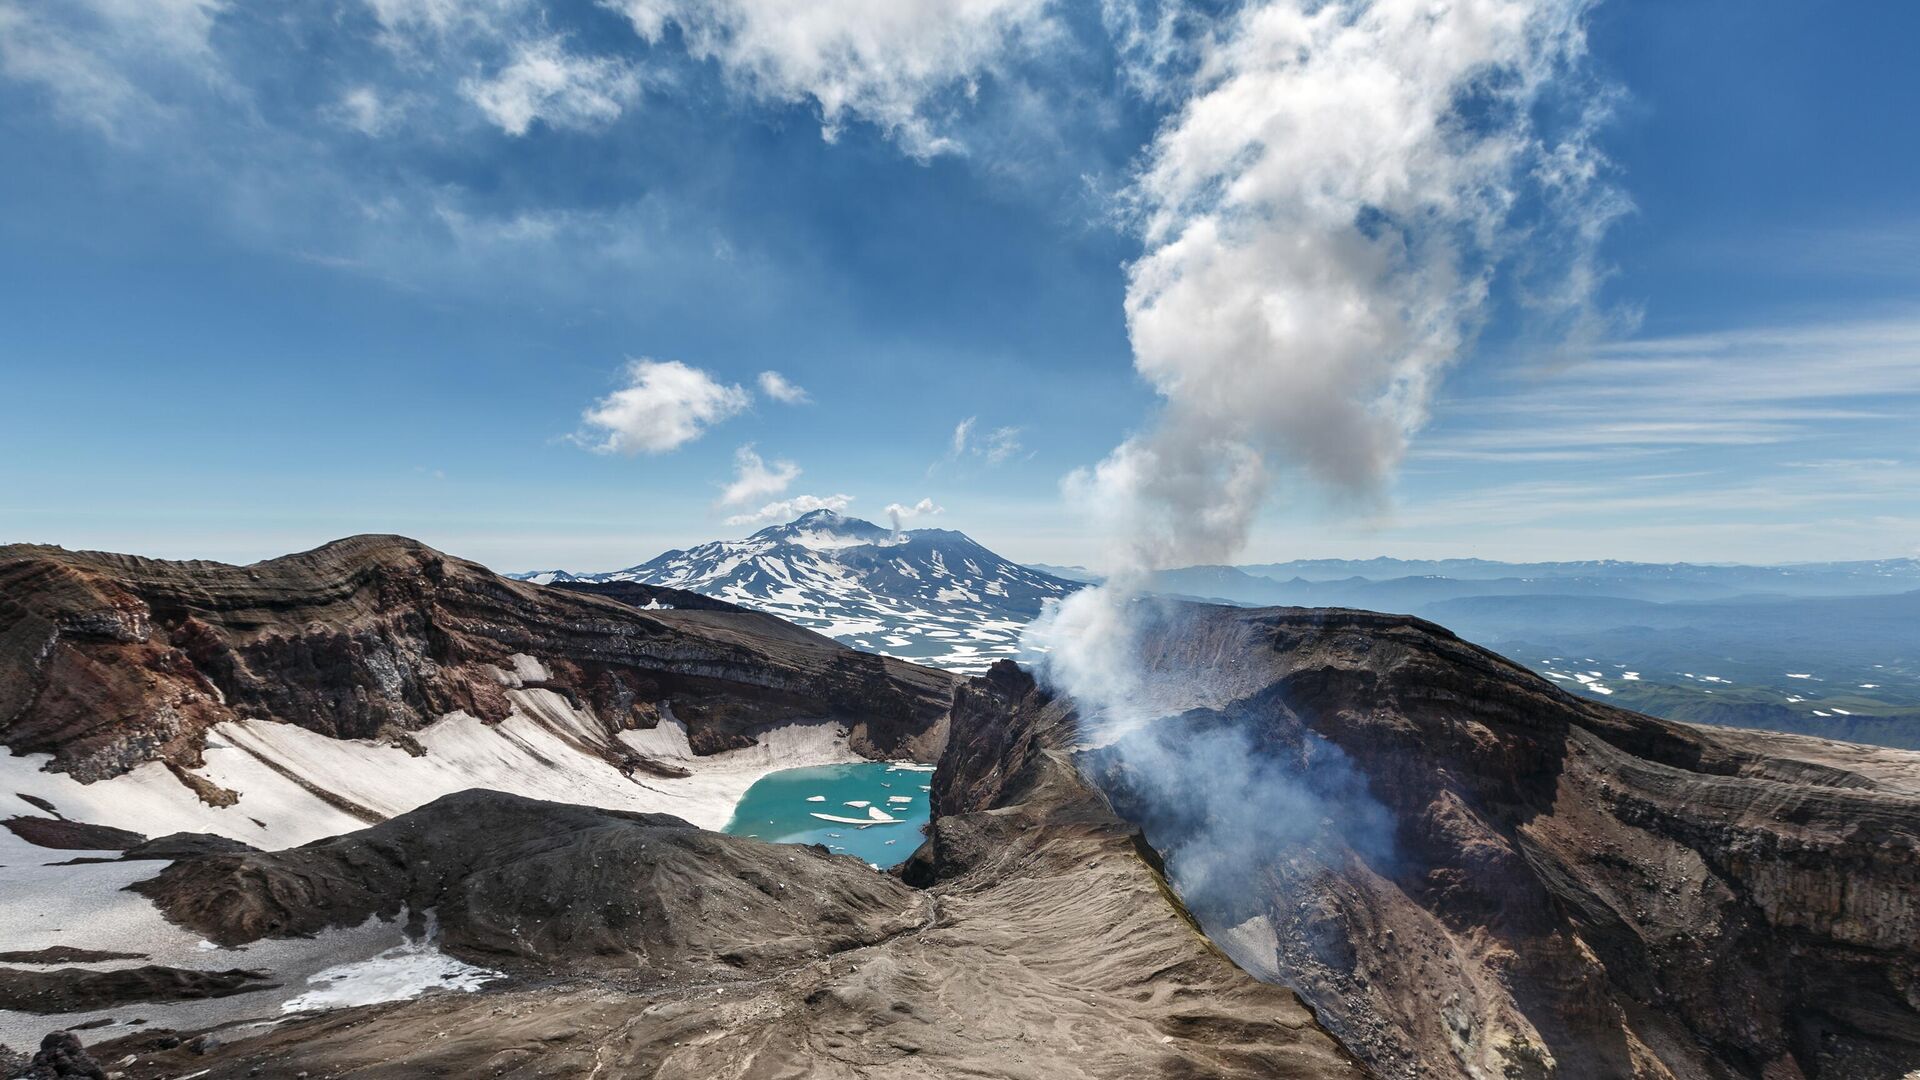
5,535,1919,1077
511,510,1078,673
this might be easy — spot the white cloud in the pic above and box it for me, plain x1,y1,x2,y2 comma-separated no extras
757,370,811,404
885,497,943,533
462,38,640,136
982,426,1022,464
1099,0,1194,102
606,0,1055,156
578,359,749,454
0,0,228,137
949,416,1022,464
725,493,854,527
719,444,802,506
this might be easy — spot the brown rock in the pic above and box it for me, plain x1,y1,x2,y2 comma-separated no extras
0,536,955,783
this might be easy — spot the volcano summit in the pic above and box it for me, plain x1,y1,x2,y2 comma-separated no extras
513,510,1078,673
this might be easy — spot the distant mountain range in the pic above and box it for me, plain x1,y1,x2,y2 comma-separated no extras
519,525,1920,748
1052,557,1920,607
1238,555,1920,588
1109,556,1920,749
511,510,1076,673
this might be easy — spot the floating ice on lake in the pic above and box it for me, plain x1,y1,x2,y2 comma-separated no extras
806,795,826,802
810,811,894,826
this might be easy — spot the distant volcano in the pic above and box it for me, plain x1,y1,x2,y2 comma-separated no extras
513,510,1078,672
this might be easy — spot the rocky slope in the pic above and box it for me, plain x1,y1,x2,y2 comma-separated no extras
76,674,1362,1080
0,534,952,802
8,536,1920,1079
1080,604,1920,1079
130,790,923,978
514,509,1078,672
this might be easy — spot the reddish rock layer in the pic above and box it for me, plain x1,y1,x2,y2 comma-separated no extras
0,536,954,782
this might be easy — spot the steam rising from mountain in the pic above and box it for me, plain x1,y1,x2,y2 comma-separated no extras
1033,0,1622,706
1025,0,1626,961
1083,0,1618,578
886,497,943,535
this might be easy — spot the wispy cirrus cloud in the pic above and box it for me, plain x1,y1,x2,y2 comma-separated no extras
1419,315,1920,463
604,0,1057,157
948,416,1022,465
0,0,229,138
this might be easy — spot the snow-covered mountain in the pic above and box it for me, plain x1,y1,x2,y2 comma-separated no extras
513,510,1079,672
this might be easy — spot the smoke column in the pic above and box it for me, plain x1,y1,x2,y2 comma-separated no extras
1021,0,1625,984
1027,0,1622,716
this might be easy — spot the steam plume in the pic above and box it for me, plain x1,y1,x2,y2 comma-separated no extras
886,497,942,537
1023,0,1623,981
1032,0,1620,705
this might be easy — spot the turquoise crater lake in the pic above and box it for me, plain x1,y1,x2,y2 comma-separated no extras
721,761,934,869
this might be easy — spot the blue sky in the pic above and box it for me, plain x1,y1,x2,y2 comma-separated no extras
2,0,1916,571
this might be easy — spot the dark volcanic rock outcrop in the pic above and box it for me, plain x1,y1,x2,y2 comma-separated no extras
548,579,749,613
0,949,145,965
116,832,257,861
0,965,274,1014
14,1031,105,1079
1,817,144,851
1091,605,1920,1080
0,536,954,782
132,789,923,978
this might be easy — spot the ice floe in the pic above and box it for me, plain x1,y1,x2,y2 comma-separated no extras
808,811,898,827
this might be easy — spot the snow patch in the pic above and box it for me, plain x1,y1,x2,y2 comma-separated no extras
282,923,502,1014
